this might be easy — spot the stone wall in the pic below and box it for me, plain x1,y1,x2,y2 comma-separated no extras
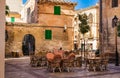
101,0,120,52
100,0,120,62
37,2,75,27
6,23,74,56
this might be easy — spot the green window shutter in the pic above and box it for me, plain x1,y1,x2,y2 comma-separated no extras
45,30,52,40
54,6,61,15
11,17,15,23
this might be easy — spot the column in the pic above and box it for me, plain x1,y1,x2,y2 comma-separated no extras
0,0,5,78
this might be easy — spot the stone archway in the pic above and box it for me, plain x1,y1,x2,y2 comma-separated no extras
22,34,35,55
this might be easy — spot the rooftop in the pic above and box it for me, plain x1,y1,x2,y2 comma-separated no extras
75,4,99,13
38,0,77,6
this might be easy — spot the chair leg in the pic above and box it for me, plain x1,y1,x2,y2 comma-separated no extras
67,67,70,72
58,67,61,72
52,68,55,73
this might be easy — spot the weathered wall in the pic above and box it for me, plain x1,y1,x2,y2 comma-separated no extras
6,1,75,56
6,23,73,56
101,0,120,53
38,3,74,27
6,0,23,13
0,0,5,78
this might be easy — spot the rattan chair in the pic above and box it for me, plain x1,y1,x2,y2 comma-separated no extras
30,55,39,67
62,53,75,72
100,53,109,71
50,54,62,72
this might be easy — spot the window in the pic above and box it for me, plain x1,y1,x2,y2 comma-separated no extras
112,0,118,8
11,17,15,23
88,13,93,23
54,6,61,15
45,30,52,40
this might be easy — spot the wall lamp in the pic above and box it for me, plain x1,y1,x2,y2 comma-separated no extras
63,25,67,32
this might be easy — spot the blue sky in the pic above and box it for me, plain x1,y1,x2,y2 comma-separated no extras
71,0,99,10
22,0,27,4
22,0,99,10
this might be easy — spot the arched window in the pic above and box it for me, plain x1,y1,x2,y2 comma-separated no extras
112,0,118,8
88,13,93,23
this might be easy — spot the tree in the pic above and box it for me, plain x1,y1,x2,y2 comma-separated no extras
117,21,120,37
5,5,10,42
78,13,90,63
78,13,90,37
6,5,10,16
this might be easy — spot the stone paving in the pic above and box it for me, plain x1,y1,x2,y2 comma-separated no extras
5,57,120,78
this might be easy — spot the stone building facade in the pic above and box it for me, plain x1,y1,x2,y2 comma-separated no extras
21,0,38,23
73,5,99,51
100,0,120,52
6,0,76,56
6,0,24,22
100,0,120,61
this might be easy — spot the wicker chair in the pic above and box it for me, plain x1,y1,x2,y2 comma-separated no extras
50,54,62,72
30,55,39,67
100,53,109,71
94,59,102,71
46,53,55,72
75,57,82,67
88,59,96,71
41,51,47,67
62,53,75,72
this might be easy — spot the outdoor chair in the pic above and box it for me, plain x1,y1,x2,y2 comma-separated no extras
50,54,62,72
94,59,102,71
87,59,96,71
40,51,47,67
62,53,75,72
30,55,39,67
74,57,82,67
100,53,109,71
46,53,55,72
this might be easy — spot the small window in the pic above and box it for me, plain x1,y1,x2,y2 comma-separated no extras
112,0,118,8
45,30,52,40
11,17,15,23
88,13,93,23
54,6,61,15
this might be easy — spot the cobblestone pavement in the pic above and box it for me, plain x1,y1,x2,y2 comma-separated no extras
5,57,120,78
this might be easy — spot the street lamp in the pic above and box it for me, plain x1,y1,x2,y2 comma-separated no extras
112,15,119,66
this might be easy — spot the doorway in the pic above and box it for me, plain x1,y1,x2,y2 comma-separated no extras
22,34,35,55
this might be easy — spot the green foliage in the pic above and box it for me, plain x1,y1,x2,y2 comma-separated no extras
6,5,10,16
117,22,120,37
78,14,90,36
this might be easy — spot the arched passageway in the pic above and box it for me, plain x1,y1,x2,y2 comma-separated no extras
22,34,35,55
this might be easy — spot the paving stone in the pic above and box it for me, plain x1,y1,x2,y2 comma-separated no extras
5,57,120,78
